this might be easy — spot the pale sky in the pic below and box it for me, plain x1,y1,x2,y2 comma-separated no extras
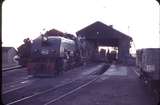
2,0,160,52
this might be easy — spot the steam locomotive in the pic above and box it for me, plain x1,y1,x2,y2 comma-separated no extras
17,29,81,76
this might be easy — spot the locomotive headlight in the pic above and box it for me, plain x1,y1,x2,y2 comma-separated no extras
44,37,47,41
13,55,20,62
42,35,48,42
42,36,48,42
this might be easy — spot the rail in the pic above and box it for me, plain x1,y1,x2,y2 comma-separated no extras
4,64,110,105
2,65,23,72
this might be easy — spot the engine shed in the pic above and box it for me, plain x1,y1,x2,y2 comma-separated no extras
76,21,132,64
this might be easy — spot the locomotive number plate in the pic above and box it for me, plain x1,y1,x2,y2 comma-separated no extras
41,49,49,55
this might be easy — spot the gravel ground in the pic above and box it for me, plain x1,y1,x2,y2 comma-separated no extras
51,65,157,105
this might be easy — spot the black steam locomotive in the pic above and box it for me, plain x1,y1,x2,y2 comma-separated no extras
17,29,81,76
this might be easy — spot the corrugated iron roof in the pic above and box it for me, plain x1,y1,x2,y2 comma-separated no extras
76,21,132,41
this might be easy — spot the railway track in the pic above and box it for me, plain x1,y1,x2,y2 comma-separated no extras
2,67,29,89
2,63,102,93
44,75,100,105
2,65,24,72
3,79,37,94
5,78,83,105
3,64,109,105
2,75,94,105
3,76,31,88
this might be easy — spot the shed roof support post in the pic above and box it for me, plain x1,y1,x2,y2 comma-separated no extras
118,40,130,64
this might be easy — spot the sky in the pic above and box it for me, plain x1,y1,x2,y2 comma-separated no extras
2,0,160,53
